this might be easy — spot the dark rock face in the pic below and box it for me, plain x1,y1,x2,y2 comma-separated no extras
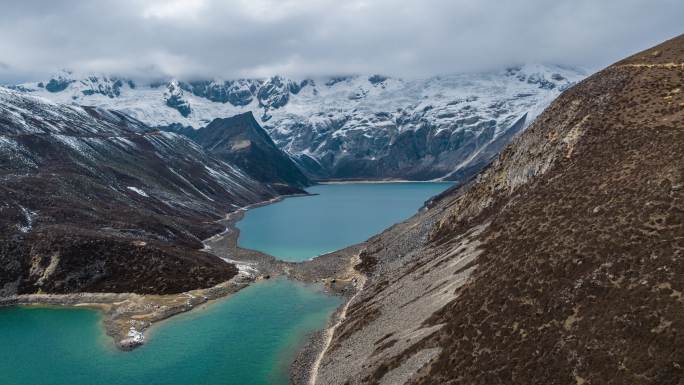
325,76,352,86
185,112,311,189
45,75,126,98
178,78,315,109
257,76,292,109
368,75,388,85
288,79,311,95
164,82,191,117
165,94,191,117
0,88,281,295
45,77,73,92
316,35,684,385
80,76,124,98
180,80,257,106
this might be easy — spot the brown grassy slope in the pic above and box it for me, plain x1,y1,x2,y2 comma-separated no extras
370,34,683,384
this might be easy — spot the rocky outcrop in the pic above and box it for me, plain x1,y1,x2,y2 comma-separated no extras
180,79,257,106
44,76,74,92
313,34,683,385
0,88,286,295
164,81,191,117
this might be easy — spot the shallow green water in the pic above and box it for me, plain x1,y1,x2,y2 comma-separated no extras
0,279,340,385
237,182,452,261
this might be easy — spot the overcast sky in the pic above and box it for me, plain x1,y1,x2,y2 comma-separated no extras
0,0,681,83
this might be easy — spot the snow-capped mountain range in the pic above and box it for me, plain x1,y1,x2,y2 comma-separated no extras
10,65,587,180
0,86,294,295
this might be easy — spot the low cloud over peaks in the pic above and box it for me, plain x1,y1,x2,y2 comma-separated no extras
0,0,682,82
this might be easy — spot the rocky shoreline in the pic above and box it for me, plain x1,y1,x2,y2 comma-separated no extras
207,194,368,385
0,192,364,356
204,193,365,290
291,304,346,385
0,272,255,350
294,254,367,385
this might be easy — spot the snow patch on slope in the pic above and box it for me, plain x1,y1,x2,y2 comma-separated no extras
127,186,149,197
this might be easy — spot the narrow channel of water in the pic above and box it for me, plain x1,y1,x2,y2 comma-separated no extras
0,182,451,385
236,182,453,261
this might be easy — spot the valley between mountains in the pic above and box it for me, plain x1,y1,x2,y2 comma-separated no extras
0,34,682,385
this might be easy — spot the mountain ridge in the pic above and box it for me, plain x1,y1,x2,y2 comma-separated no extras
0,87,289,295
174,111,312,190
11,65,586,182
312,34,683,385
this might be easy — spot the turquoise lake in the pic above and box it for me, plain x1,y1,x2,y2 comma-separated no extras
237,182,453,261
0,279,340,385
0,182,451,385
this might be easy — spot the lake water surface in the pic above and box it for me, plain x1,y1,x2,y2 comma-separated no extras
0,279,340,385
237,182,453,261
0,182,451,385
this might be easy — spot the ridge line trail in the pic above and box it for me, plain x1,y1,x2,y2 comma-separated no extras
617,63,684,68
309,254,367,385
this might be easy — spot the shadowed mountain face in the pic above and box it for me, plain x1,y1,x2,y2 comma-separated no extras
315,35,683,384
169,112,311,192
0,89,285,295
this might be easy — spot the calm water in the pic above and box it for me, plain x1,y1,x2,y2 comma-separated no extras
0,182,450,385
0,279,340,385
237,182,452,261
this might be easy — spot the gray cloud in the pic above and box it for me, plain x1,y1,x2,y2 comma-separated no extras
0,0,681,83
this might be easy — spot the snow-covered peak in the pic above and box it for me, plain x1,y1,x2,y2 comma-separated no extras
10,65,587,180
12,65,584,126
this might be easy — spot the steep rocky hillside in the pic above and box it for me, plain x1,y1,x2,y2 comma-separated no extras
12,65,585,181
314,35,683,385
166,111,310,191
0,88,283,295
